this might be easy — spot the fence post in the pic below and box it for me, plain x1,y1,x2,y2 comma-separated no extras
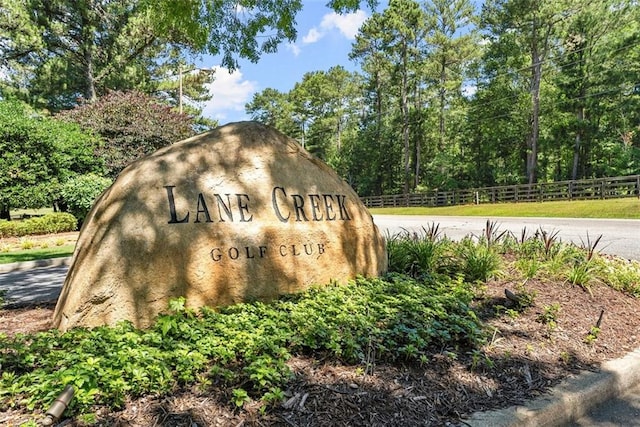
475,191,479,205
600,180,605,200
569,181,573,200
637,175,640,199
539,185,543,202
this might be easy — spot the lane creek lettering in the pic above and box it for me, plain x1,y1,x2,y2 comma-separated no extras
164,185,351,224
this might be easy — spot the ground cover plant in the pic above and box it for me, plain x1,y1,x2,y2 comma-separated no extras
1,225,640,426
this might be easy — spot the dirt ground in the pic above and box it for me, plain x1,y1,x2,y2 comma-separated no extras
2,261,640,426
0,232,79,258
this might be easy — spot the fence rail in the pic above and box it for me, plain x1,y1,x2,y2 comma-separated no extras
361,175,640,208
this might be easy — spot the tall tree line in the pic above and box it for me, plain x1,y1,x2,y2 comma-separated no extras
247,0,640,196
1,0,637,199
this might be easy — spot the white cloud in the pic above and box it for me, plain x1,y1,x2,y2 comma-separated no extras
286,42,301,56
201,66,257,122
302,27,323,44
322,10,367,39
302,10,367,45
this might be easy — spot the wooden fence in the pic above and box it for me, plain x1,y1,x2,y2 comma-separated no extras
361,175,640,208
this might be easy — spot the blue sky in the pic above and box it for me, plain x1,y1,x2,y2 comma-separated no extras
198,2,371,124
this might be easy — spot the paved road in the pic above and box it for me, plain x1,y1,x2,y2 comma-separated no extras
0,265,67,305
373,215,640,261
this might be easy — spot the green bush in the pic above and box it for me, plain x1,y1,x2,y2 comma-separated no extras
0,212,77,238
60,174,112,224
0,100,104,216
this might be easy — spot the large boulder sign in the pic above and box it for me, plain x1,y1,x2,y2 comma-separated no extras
53,122,387,331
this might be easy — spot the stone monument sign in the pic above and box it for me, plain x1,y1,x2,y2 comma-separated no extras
53,121,387,331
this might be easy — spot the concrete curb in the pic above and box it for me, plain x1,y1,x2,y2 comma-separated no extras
465,347,640,426
0,256,72,274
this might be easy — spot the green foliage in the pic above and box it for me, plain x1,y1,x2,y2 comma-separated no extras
386,230,449,278
600,259,640,297
232,388,251,408
584,326,601,345
0,275,483,415
511,283,537,309
60,174,112,224
3,0,639,192
0,0,211,112
58,91,196,177
0,100,103,217
146,1,376,70
557,238,605,292
537,303,561,331
456,238,502,283
246,88,299,136
0,213,77,238
2,226,639,420
514,257,541,280
387,230,503,284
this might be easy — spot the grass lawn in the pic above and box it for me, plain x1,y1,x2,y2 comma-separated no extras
0,245,75,264
9,207,54,220
369,197,640,219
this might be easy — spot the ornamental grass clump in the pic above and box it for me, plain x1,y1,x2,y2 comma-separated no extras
386,229,450,278
456,237,502,283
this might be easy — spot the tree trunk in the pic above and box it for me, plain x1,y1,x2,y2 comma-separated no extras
571,106,585,180
375,70,384,195
527,35,542,185
401,44,411,195
81,1,97,102
414,85,422,189
439,58,446,150
0,204,10,221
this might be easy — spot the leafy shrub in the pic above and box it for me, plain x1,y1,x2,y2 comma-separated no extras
0,100,104,220
0,275,484,415
32,212,77,234
58,91,196,177
60,174,112,224
600,259,640,296
0,213,77,238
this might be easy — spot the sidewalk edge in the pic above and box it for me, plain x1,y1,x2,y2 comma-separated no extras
464,347,640,426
